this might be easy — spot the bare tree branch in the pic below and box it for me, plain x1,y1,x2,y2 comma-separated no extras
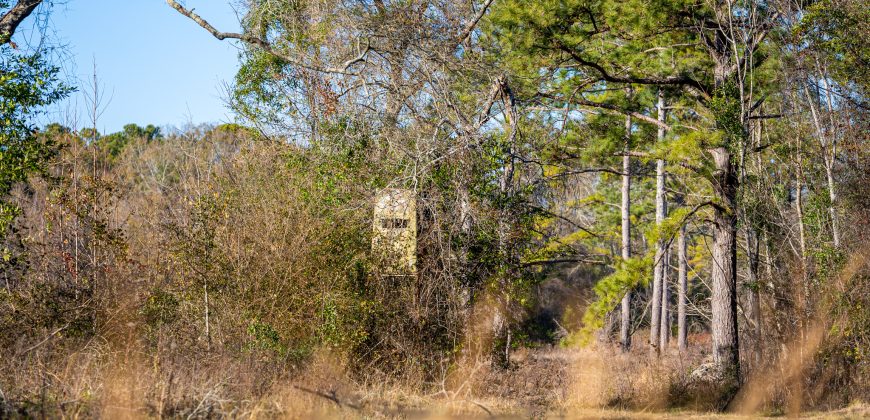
165,0,370,75
456,0,495,46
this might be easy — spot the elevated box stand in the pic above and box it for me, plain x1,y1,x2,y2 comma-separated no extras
372,188,417,276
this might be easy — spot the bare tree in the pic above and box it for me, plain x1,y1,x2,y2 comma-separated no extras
803,64,842,249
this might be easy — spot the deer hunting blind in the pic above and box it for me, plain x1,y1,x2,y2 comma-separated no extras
372,189,417,275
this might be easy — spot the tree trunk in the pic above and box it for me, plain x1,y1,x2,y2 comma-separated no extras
741,119,763,365
659,247,671,351
795,174,811,318
703,30,742,388
649,89,667,355
794,129,809,312
821,72,840,249
204,282,211,352
457,187,474,309
492,80,517,368
619,115,632,352
744,227,762,366
824,164,840,248
709,146,741,386
806,71,841,249
677,225,688,352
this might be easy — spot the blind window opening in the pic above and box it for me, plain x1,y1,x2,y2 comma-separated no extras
381,218,409,229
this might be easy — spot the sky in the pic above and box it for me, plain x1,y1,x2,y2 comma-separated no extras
18,1,244,134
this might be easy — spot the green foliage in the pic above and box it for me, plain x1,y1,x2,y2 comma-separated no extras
95,123,162,159
141,289,179,329
571,254,653,345
0,46,72,236
246,320,290,356
708,81,746,148
232,50,304,130
644,206,700,249
487,0,712,100
797,0,870,95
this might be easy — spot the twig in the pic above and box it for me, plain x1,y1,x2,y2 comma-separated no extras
15,323,69,357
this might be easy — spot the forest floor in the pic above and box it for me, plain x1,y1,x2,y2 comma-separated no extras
5,340,866,418
226,345,867,419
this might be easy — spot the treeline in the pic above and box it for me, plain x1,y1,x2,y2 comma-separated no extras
0,0,868,416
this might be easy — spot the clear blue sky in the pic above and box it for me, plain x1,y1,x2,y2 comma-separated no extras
33,1,243,134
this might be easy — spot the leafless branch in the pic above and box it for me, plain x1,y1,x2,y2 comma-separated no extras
456,0,495,46
165,0,370,75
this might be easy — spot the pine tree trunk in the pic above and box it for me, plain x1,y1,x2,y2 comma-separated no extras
619,115,632,352
709,146,740,386
704,33,742,389
650,90,667,355
677,225,688,352
660,248,671,351
744,227,762,365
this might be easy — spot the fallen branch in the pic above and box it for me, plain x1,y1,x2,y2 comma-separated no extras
467,399,494,417
292,385,361,410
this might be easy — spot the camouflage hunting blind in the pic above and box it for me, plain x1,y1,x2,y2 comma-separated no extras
372,189,417,275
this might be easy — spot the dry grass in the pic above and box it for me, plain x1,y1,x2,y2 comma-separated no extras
2,332,868,418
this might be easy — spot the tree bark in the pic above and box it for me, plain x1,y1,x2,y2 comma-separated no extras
0,0,43,45
457,187,474,309
677,225,688,351
660,247,671,351
619,114,632,352
703,26,743,388
795,172,810,316
793,127,809,312
820,73,840,249
824,164,840,248
709,146,740,385
744,227,762,365
805,76,841,249
649,89,667,355
493,79,517,367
